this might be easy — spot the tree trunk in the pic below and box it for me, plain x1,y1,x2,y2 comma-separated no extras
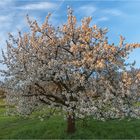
67,114,76,134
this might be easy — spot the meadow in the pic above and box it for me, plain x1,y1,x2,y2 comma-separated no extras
0,99,140,139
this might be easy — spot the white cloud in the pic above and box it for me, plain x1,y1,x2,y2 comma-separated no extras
17,2,57,10
96,17,109,22
0,14,15,29
77,5,97,16
103,9,123,16
0,0,12,6
0,0,13,9
0,15,10,22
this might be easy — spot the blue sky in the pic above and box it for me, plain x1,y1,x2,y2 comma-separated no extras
0,0,140,74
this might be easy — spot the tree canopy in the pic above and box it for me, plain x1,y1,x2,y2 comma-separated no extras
0,8,140,133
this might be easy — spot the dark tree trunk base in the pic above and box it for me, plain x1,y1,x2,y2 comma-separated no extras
67,114,76,134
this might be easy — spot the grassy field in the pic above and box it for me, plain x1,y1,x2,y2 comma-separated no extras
0,99,140,139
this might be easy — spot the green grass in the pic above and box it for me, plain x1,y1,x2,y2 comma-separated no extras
0,99,140,139
0,112,140,139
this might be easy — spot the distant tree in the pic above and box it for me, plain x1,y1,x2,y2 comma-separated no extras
0,8,140,133
0,82,5,99
0,89,5,99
